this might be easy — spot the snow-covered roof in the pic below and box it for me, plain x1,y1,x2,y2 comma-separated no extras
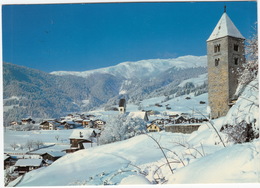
119,99,126,107
4,154,10,161
41,151,65,157
129,112,147,120
15,159,43,167
69,129,94,140
207,12,244,41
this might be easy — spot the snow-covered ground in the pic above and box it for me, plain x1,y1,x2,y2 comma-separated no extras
4,78,259,186
8,125,259,186
4,129,72,154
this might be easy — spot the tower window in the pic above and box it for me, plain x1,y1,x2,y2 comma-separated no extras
234,58,239,65
214,44,221,53
234,44,239,51
215,58,220,66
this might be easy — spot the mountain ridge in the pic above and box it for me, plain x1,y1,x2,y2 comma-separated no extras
50,55,207,79
3,55,208,126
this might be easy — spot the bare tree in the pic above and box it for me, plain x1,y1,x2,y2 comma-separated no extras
55,135,60,142
34,140,44,149
26,140,34,151
10,142,18,150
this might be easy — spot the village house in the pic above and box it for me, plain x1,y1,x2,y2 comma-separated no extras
172,116,187,124
4,154,11,169
169,114,179,119
152,119,164,125
40,120,60,130
147,123,162,132
21,118,34,125
129,111,149,122
60,120,78,129
94,119,106,130
86,114,96,120
40,151,65,164
66,129,100,153
14,159,46,175
73,118,84,125
83,120,94,128
9,121,20,126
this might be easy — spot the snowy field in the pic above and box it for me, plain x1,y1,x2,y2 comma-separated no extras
4,79,259,186
4,129,72,154
8,124,260,186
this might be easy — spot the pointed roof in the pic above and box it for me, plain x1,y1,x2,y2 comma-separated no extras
119,98,126,107
207,12,245,41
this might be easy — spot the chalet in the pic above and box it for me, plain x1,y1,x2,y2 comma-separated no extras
61,121,76,129
83,120,94,128
40,151,65,163
94,120,106,130
21,118,34,125
152,119,164,125
180,113,190,118
4,154,11,169
10,121,20,126
119,98,126,114
129,111,149,122
147,123,161,132
169,114,179,119
40,121,60,130
66,129,99,153
172,116,187,124
86,114,96,120
14,159,45,175
146,110,156,116
73,119,84,125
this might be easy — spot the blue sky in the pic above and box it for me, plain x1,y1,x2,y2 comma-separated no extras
2,1,257,72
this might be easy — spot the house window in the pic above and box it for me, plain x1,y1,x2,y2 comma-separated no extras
234,57,239,65
234,44,239,51
215,58,220,66
214,44,221,53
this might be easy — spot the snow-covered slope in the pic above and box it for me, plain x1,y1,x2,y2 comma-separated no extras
51,55,207,79
13,130,259,186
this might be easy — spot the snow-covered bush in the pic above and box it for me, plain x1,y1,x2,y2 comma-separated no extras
221,120,257,143
238,23,258,85
99,114,147,144
221,25,259,143
221,79,259,143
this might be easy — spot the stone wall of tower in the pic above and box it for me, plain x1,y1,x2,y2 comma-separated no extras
207,36,244,119
207,37,229,119
227,37,245,100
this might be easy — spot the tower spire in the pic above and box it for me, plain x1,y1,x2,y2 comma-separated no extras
224,5,226,13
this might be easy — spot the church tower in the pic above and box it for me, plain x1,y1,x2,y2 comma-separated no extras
207,8,245,119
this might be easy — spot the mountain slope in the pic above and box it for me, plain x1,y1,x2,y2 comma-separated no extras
3,63,122,125
51,55,207,80
3,55,207,125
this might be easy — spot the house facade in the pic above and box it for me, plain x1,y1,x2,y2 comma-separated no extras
14,159,45,175
147,123,161,132
40,121,60,130
66,129,99,153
